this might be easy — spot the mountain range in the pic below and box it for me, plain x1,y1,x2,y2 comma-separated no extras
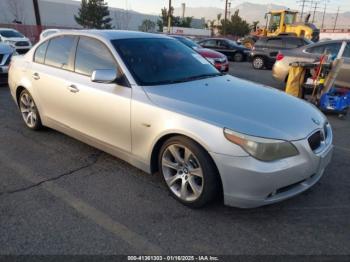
174,2,350,29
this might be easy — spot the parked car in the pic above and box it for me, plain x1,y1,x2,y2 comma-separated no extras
0,43,16,84
171,35,229,72
250,36,312,70
9,31,333,208
197,38,250,62
273,39,350,88
40,29,61,40
0,28,32,54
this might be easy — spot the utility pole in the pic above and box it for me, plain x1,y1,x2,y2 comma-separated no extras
311,1,319,23
333,6,339,32
167,0,172,34
300,0,306,21
32,0,42,26
223,0,228,36
321,0,327,30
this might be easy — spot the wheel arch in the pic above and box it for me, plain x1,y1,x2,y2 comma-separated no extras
150,133,215,170
149,132,223,195
15,86,27,106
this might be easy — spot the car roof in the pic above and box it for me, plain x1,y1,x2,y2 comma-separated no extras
54,30,169,40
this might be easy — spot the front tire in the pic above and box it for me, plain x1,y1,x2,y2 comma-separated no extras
19,89,42,130
158,136,220,208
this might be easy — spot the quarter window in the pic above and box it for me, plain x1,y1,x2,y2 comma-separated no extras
74,37,117,76
34,41,48,64
45,36,76,70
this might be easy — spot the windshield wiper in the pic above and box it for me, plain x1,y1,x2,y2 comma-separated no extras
169,73,223,84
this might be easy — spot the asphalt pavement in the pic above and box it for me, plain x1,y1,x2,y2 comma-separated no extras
0,63,350,256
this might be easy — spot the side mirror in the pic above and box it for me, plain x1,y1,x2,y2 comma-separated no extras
91,69,118,83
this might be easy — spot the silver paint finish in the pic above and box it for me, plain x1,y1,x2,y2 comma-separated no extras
8,30,334,208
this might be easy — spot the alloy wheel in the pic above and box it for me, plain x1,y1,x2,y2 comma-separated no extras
19,92,38,128
253,57,264,69
161,144,204,202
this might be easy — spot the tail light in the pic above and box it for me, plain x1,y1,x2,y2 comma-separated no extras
276,52,284,61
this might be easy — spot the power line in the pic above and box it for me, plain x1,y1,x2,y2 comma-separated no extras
297,0,311,21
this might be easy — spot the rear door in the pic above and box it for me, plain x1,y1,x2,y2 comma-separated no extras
31,35,78,126
266,37,284,59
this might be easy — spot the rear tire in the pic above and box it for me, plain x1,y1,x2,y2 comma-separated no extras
252,56,265,70
18,89,42,130
158,136,220,208
233,52,244,62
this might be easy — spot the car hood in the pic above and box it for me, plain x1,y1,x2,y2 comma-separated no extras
143,75,326,141
196,48,226,59
0,43,13,53
2,37,30,43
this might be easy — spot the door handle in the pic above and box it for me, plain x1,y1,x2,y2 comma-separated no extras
32,72,40,80
67,84,79,93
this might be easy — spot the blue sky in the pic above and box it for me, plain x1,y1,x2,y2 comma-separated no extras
102,0,349,14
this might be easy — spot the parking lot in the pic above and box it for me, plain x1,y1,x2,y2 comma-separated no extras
0,61,350,255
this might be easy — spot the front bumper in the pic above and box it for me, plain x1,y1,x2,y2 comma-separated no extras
211,131,333,208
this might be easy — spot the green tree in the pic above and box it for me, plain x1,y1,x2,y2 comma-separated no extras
251,21,259,32
139,19,156,32
157,7,192,31
220,10,250,37
74,0,112,29
179,16,193,28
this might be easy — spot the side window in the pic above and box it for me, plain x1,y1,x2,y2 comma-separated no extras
34,41,49,64
305,45,325,54
267,38,283,48
285,38,303,48
45,36,76,70
323,43,341,57
343,43,350,58
218,40,229,48
202,40,217,47
74,37,117,76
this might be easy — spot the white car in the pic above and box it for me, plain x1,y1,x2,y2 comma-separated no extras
8,30,333,208
39,29,61,41
0,28,32,54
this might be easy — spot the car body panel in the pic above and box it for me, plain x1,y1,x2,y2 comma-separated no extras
8,30,333,208
198,38,250,61
273,40,350,88
143,75,326,141
251,36,311,69
0,43,15,83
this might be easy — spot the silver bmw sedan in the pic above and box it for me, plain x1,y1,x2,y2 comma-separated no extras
8,30,333,208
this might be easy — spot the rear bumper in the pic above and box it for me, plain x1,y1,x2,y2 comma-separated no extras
272,61,289,82
214,62,229,72
210,132,333,208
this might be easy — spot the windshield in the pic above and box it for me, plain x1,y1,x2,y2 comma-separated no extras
174,36,201,49
112,38,220,86
0,30,24,38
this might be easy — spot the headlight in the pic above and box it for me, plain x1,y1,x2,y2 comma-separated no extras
224,128,299,161
4,40,16,46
